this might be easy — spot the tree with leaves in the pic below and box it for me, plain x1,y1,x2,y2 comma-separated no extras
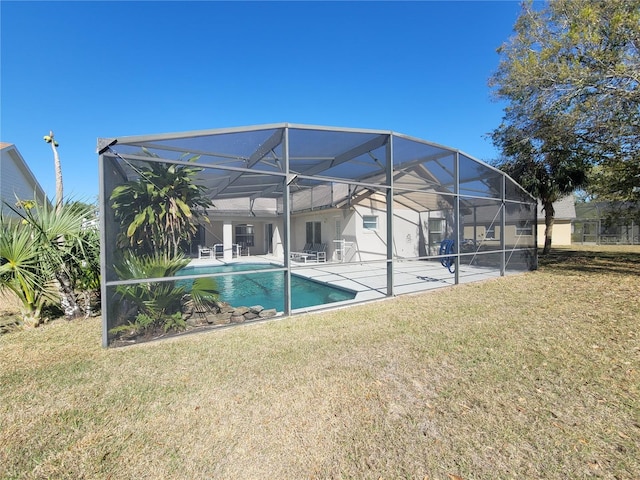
490,0,640,252
586,161,640,223
110,153,213,258
492,116,590,254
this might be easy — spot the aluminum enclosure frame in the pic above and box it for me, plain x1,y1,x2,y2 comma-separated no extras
98,123,537,347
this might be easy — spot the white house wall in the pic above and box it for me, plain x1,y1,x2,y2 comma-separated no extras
351,203,421,261
291,210,344,258
289,202,454,262
1,146,47,217
393,210,421,258
352,208,385,261
272,221,284,258
202,216,282,256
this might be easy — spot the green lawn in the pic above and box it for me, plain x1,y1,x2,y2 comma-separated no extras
1,246,639,479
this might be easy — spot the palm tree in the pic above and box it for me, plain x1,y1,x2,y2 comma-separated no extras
0,220,58,326
111,251,219,337
0,201,99,326
43,131,63,213
110,154,212,258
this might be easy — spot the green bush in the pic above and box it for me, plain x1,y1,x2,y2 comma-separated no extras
111,252,218,338
0,200,99,326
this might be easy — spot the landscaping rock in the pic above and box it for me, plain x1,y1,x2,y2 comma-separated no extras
209,313,231,325
214,301,234,314
244,312,259,321
186,317,204,327
233,306,250,316
258,309,277,318
249,305,264,314
181,302,194,320
230,314,245,324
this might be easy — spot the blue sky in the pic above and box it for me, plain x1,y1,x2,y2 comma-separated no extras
1,1,521,201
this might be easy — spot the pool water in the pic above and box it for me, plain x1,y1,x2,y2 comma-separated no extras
176,263,356,311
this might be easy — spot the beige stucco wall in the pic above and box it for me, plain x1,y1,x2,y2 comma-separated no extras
462,225,536,249
537,220,572,246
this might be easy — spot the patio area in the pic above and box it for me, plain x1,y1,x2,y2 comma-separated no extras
186,253,505,313
99,123,537,346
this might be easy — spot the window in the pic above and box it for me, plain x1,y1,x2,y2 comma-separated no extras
363,215,378,230
515,221,532,236
429,219,443,232
428,218,445,245
306,221,321,244
235,224,254,247
485,224,495,240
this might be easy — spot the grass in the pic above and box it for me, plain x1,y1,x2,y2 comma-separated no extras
1,245,639,479
0,291,22,334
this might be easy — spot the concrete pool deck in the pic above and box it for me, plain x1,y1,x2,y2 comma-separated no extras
186,255,508,310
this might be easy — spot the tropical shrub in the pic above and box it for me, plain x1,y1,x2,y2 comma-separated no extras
0,220,58,326
111,252,219,338
0,200,100,327
110,151,213,258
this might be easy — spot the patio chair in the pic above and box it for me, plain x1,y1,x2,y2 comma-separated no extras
237,242,248,256
291,243,313,262
313,243,327,262
213,244,224,259
302,243,327,263
198,245,212,259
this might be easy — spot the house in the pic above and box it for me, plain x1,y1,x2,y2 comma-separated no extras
201,186,446,263
97,123,539,268
573,201,639,244
199,155,538,263
0,143,48,219
537,196,576,246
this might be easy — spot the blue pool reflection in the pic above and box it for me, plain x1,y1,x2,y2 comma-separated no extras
177,263,356,311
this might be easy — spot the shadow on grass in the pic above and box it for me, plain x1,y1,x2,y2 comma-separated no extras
538,247,640,276
0,313,21,334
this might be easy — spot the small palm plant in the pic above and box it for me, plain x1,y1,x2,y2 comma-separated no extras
111,252,219,338
114,252,191,326
0,220,58,326
0,200,99,326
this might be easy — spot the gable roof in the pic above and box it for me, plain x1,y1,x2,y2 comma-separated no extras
537,195,576,221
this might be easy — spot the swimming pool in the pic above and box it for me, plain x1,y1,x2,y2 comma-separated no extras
176,263,356,311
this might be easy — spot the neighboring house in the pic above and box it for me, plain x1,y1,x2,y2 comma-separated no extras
536,195,576,246
573,201,639,244
0,143,49,219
